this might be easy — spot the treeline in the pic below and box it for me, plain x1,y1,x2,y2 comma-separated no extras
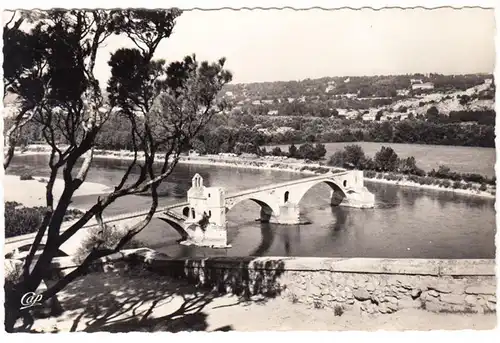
261,143,327,161
327,145,496,187
12,116,494,151
190,126,266,155
424,106,495,126
236,96,394,116
265,119,495,148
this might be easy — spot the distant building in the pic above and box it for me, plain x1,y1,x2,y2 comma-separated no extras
325,85,335,93
275,126,295,134
341,93,357,99
412,82,434,90
267,110,279,116
225,91,234,97
336,108,348,116
251,100,261,105
397,89,410,96
262,99,274,105
189,150,200,157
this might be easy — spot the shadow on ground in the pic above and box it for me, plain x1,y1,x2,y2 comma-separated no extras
17,256,286,333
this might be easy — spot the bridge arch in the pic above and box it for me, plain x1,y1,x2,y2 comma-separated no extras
158,217,189,240
292,179,348,207
226,196,280,222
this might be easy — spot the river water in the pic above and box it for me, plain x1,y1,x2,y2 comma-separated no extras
7,153,496,259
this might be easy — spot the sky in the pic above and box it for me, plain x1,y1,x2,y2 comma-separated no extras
4,7,497,84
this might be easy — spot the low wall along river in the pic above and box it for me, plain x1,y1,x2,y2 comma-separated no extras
49,249,497,315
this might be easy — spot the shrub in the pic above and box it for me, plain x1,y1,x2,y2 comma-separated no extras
334,305,344,316
462,173,485,184
440,179,451,188
364,170,376,178
5,203,86,238
452,181,462,189
313,300,324,309
479,183,488,191
271,147,283,156
408,175,419,183
374,146,399,172
20,173,34,181
74,224,145,264
328,151,346,168
4,202,46,238
327,145,368,169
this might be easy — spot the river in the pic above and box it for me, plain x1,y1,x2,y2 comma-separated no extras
7,153,496,259
267,142,496,178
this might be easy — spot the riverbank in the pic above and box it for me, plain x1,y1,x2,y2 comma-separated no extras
10,146,496,199
364,174,495,199
2,174,111,209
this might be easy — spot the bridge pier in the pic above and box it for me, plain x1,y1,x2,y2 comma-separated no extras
338,186,375,209
181,223,230,249
269,203,301,225
179,174,231,248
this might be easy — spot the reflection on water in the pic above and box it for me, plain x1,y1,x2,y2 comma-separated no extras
6,154,496,259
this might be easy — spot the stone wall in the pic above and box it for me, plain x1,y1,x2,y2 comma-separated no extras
125,251,496,315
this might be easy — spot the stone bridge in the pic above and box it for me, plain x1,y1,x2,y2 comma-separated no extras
157,170,375,248
5,170,375,254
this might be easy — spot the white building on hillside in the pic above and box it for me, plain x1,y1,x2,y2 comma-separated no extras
412,82,434,90
397,89,410,96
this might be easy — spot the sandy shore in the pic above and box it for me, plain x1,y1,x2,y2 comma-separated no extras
13,148,496,199
2,174,111,209
365,177,495,199
23,271,496,333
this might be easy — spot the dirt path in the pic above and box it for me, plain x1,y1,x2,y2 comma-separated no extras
22,270,496,333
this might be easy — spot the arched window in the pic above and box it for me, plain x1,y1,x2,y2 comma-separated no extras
343,180,347,187
208,210,212,217
284,191,289,203
208,193,211,198
183,207,190,217
191,208,196,219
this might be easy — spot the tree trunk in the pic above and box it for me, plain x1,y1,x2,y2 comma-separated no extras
4,288,22,332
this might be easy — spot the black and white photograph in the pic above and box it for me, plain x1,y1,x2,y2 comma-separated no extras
1,1,497,334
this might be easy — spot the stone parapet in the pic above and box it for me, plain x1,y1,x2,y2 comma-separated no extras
126,252,496,315
41,250,496,315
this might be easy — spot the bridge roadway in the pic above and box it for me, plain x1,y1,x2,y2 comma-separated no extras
5,171,357,254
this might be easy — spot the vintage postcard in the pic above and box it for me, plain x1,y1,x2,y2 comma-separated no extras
1,0,497,335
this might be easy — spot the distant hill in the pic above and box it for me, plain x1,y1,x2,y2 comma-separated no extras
222,73,493,101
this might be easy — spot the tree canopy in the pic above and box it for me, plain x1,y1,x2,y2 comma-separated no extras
3,9,232,332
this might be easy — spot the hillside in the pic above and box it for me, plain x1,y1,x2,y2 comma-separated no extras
220,73,495,122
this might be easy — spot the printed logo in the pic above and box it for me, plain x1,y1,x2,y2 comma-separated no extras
20,292,43,310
